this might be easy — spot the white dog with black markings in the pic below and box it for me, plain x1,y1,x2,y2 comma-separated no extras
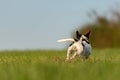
57,31,92,61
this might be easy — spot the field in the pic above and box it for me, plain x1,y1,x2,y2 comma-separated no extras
0,49,120,80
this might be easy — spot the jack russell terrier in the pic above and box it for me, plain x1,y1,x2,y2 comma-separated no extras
57,31,92,61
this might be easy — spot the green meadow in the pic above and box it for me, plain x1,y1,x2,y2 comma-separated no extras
0,49,120,80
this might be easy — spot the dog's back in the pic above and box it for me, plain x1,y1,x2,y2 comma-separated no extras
68,41,83,51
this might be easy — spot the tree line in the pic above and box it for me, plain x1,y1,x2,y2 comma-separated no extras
72,9,120,48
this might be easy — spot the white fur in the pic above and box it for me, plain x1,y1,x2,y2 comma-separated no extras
66,37,83,61
57,38,75,43
58,35,89,61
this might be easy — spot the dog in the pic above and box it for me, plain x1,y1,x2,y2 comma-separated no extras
57,31,92,61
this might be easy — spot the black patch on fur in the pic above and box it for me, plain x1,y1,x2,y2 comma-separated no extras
85,31,91,39
76,31,82,39
74,38,78,42
82,39,90,44
69,38,78,47
69,42,74,47
82,42,85,47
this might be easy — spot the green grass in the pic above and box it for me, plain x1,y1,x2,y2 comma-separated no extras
0,49,120,80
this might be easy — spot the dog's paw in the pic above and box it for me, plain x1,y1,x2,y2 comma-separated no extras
70,57,75,60
65,58,69,62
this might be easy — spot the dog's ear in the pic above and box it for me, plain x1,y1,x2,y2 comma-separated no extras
76,31,81,39
85,31,91,39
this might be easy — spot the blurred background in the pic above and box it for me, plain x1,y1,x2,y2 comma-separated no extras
72,8,120,48
0,0,120,50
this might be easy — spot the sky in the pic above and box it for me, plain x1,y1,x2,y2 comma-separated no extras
0,0,119,50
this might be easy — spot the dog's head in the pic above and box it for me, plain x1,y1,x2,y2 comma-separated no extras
76,31,91,43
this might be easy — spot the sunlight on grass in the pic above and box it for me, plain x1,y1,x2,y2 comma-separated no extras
0,49,120,80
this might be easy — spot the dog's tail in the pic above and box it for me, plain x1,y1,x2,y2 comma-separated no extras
57,38,75,43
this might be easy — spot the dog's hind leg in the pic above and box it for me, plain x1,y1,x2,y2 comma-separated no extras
65,47,72,61
70,52,77,60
